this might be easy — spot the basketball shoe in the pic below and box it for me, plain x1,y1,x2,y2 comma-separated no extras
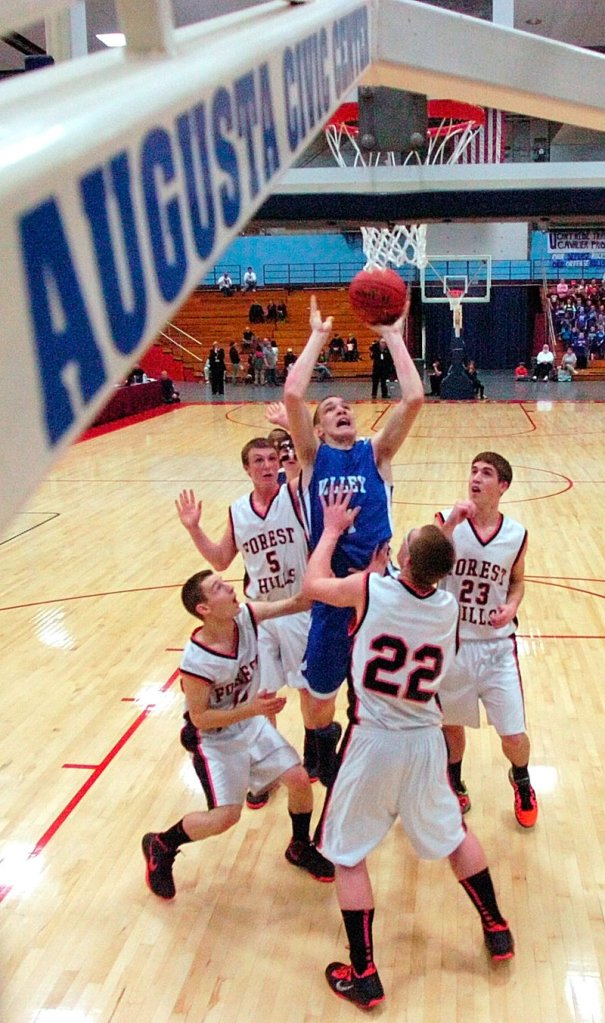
483,923,515,962
246,789,270,810
285,839,334,882
508,769,538,828
142,833,179,899
325,962,385,1008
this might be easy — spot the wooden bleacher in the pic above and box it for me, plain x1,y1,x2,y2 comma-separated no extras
149,286,396,381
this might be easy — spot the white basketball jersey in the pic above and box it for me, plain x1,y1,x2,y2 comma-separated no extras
349,573,459,730
437,510,527,640
180,605,260,725
229,484,308,601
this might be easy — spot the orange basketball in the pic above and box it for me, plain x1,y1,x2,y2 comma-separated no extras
348,268,407,326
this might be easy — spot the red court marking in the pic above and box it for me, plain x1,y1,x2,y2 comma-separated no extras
78,403,184,442
518,634,605,640
0,576,242,615
0,668,181,905
390,462,573,506
63,764,97,769
523,578,605,601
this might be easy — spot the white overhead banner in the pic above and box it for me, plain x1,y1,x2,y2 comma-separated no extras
0,0,371,535
548,229,605,253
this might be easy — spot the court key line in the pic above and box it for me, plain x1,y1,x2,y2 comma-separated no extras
0,667,181,906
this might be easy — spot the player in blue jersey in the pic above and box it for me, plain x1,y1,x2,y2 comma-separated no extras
284,296,424,786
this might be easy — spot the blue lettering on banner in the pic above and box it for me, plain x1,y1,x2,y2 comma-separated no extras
19,200,106,445
18,5,370,449
81,154,148,354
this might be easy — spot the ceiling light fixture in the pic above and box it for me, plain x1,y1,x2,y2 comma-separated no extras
96,33,126,47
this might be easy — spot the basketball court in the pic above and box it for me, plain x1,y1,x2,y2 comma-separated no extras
2,2,605,1022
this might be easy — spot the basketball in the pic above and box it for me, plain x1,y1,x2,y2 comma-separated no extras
348,268,407,326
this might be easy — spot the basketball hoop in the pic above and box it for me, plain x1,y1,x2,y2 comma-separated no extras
323,102,396,167
361,224,428,272
447,288,465,338
323,98,485,169
405,100,486,165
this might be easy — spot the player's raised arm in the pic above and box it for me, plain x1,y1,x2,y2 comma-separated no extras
302,489,365,613
283,296,333,479
175,489,237,571
372,317,424,475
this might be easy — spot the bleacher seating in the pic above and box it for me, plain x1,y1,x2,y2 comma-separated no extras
147,286,414,383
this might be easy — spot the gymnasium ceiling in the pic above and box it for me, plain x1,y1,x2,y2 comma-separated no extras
2,0,605,71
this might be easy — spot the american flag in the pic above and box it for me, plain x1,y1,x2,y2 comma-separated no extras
459,108,506,163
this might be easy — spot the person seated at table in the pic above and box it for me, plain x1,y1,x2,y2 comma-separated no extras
532,344,554,380
160,370,181,403
127,365,145,385
559,345,578,378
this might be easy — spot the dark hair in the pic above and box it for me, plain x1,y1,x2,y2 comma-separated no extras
312,395,340,426
181,570,213,619
409,526,455,590
266,427,290,449
240,437,275,467
471,451,513,486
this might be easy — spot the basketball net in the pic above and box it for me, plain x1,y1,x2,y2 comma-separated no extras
448,289,464,338
361,224,428,272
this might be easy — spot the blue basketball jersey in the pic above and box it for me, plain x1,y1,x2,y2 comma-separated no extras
305,439,393,575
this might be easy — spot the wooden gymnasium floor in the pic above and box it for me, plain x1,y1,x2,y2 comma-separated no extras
2,385,605,1023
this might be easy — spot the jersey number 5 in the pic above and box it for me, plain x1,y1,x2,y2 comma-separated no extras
362,635,444,703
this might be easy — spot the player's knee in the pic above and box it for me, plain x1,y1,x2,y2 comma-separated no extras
281,764,312,794
501,731,527,752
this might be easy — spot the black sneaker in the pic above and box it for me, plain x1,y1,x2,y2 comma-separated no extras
317,721,343,788
483,923,515,962
285,839,335,882
325,961,385,1007
142,832,178,899
246,790,270,810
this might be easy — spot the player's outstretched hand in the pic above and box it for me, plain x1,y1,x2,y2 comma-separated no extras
176,489,202,531
309,294,333,336
253,691,287,718
320,485,360,536
266,400,289,429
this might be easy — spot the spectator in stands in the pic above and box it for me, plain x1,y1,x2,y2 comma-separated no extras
328,334,345,361
532,344,555,381
559,345,578,378
556,279,569,299
370,339,395,399
266,302,278,323
217,271,234,297
276,302,288,321
249,301,265,324
208,342,226,395
242,266,258,292
514,362,529,379
465,360,485,399
284,348,297,375
263,338,278,386
229,342,241,384
428,358,444,396
344,335,359,362
160,370,181,404
252,343,266,386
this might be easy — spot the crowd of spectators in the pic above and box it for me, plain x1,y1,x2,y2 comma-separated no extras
549,277,605,367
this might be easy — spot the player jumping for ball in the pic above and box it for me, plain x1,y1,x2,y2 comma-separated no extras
284,295,424,787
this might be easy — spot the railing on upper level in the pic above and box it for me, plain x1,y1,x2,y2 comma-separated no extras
203,258,599,289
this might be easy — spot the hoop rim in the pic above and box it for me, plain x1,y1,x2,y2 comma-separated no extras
324,98,486,136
